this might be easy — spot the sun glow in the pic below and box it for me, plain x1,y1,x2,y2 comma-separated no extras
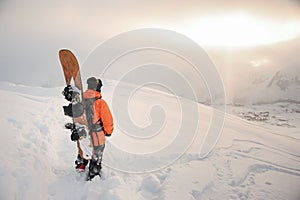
180,13,300,49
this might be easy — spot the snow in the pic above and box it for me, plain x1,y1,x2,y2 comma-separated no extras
226,102,300,139
0,81,299,200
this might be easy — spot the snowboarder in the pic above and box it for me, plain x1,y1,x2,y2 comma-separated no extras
70,77,114,180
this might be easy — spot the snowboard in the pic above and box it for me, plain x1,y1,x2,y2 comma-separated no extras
59,49,93,160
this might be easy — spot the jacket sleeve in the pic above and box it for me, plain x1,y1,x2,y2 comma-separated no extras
99,99,114,135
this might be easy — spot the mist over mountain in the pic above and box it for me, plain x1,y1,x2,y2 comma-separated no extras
208,37,300,105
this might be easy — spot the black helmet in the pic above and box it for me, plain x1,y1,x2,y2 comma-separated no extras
87,77,102,91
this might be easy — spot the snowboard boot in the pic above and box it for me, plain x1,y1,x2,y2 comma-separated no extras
86,144,105,181
75,154,88,171
87,159,102,181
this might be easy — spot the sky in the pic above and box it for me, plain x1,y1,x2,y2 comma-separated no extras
0,0,300,87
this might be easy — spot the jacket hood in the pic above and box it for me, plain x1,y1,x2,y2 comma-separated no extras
83,89,102,99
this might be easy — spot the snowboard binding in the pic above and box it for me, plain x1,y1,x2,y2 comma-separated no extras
62,85,84,118
62,85,80,102
65,123,87,141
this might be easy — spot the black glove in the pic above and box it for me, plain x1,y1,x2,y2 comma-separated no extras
104,132,111,137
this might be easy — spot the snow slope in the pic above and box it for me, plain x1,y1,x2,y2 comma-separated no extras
0,81,299,200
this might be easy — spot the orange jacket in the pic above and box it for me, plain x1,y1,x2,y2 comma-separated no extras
83,89,114,135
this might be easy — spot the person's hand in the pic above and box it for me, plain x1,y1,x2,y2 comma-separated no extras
104,132,111,137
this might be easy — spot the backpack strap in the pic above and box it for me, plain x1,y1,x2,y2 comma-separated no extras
84,97,103,133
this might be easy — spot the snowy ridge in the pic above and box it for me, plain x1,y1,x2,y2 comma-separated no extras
0,81,299,199
228,64,300,105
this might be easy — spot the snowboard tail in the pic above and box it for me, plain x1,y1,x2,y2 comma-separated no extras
59,49,82,91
